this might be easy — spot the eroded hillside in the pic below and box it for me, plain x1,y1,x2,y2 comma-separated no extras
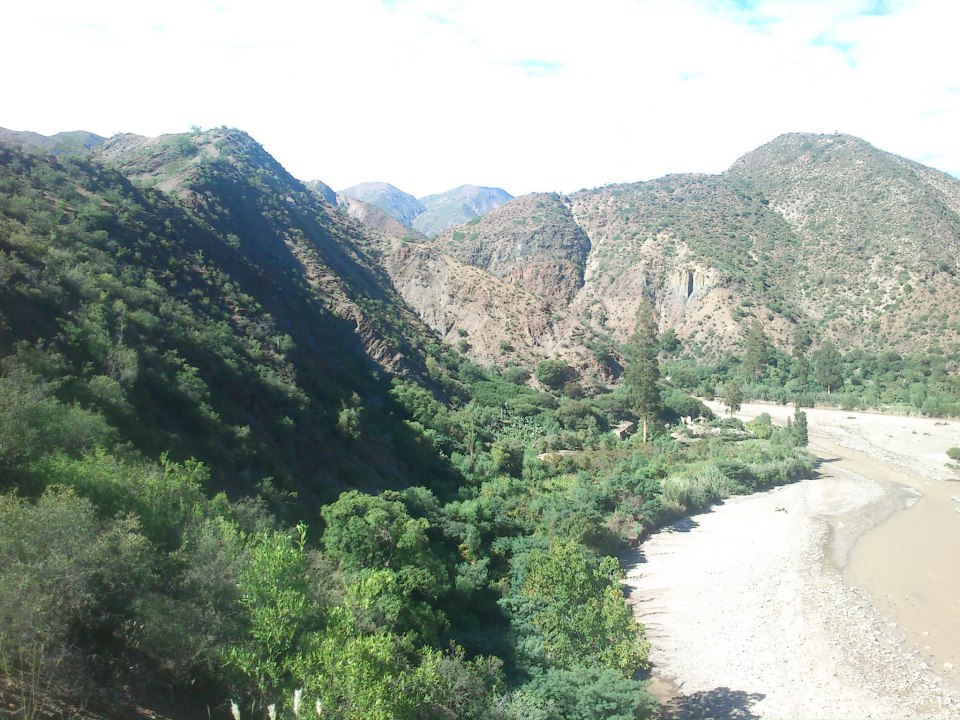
419,133,960,360
728,133,960,352
432,192,591,306
385,240,620,382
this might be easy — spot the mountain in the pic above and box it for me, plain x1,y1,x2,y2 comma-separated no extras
431,192,590,305
413,184,513,237
338,181,425,226
726,133,960,353
0,127,104,154
0,128,457,505
337,181,512,237
336,193,427,242
423,133,960,359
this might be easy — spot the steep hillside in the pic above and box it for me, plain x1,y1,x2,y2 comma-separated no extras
432,192,591,305
568,174,803,354
0,134,454,505
338,181,425,226
384,240,620,382
93,129,433,371
413,184,513,237
337,193,426,242
727,133,960,352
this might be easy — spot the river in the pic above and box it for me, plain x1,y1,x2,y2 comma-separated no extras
625,402,960,718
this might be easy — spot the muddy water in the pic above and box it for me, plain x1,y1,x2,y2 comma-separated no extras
804,434,960,687
844,473,960,677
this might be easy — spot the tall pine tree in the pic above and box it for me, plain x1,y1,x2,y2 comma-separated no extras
741,320,770,382
624,306,661,443
812,339,844,393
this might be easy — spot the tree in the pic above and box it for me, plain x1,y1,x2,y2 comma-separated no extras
321,491,449,641
792,406,809,446
659,327,680,355
722,381,743,416
812,340,844,393
623,307,661,443
741,320,769,382
516,540,650,676
791,325,812,383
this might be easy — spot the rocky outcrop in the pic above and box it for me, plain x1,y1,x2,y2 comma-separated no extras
432,193,591,306
385,241,619,382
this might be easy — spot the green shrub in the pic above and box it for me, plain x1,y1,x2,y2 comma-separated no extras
661,389,714,423
535,360,572,390
659,465,739,513
0,487,154,698
513,665,657,720
745,413,774,439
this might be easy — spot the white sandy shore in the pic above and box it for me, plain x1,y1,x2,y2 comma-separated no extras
624,403,960,719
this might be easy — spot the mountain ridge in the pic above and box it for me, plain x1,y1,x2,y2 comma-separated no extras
6,126,959,372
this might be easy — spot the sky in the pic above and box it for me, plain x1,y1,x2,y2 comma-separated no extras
4,0,959,197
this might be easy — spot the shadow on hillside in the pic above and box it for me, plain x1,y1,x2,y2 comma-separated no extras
658,687,765,719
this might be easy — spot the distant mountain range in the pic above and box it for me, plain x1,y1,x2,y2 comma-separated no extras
0,127,104,154
338,181,513,237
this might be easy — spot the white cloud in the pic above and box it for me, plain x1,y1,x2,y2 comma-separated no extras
3,0,957,196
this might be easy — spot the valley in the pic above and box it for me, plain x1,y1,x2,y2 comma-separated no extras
1,125,959,720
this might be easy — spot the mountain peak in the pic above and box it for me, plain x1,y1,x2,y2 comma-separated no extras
414,185,513,237
338,182,425,227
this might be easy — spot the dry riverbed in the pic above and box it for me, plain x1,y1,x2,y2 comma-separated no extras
625,402,960,719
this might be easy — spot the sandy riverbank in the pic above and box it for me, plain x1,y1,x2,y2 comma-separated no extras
624,403,960,719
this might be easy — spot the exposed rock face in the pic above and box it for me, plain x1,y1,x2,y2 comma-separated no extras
385,241,619,382
655,265,721,333
432,193,591,306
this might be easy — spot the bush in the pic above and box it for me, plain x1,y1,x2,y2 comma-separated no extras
948,447,960,462
513,665,658,720
502,366,531,385
661,389,714,423
745,413,774,439
0,487,154,699
659,465,739,513
535,360,572,390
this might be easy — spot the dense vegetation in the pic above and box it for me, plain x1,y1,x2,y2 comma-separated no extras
0,138,816,719
660,322,960,418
